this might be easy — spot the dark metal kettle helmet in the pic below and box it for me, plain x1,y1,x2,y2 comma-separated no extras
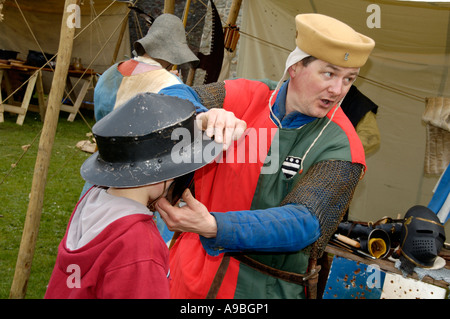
81,92,221,188
400,205,446,268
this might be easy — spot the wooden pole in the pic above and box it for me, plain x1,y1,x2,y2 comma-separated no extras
111,8,130,65
164,0,175,14
217,0,242,82
226,0,242,25
182,0,191,27
9,0,78,299
172,0,191,73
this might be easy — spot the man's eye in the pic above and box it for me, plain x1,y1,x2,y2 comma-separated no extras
344,77,355,84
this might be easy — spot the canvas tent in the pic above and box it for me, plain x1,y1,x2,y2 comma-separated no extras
0,0,132,118
235,0,450,235
0,0,131,76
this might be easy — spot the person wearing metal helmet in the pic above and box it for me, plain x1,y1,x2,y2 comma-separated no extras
79,13,199,198
157,13,375,299
45,93,223,299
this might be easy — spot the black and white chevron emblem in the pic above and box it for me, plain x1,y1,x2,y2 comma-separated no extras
282,156,302,179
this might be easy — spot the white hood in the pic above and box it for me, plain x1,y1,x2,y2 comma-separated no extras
66,187,153,250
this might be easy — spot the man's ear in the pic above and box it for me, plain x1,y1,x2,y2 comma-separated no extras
288,63,299,78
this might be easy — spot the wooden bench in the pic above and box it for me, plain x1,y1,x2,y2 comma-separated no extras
0,63,96,124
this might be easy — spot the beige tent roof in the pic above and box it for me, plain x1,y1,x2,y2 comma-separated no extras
237,0,450,233
0,0,131,73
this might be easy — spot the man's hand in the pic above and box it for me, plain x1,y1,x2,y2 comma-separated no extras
156,189,217,238
196,109,247,150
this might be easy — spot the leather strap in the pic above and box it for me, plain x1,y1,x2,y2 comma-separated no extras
233,254,319,285
205,254,231,299
205,253,321,298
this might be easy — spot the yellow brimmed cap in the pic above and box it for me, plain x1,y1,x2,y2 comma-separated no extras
295,14,375,68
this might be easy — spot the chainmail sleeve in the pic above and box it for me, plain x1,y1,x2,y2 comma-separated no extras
280,160,364,259
191,82,226,110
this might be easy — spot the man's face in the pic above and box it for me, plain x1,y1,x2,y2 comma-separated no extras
286,59,359,118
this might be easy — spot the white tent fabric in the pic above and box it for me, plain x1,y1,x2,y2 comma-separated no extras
237,0,450,234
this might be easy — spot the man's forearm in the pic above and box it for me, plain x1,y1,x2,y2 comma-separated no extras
199,204,320,256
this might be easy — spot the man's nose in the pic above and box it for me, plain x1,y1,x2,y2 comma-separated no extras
328,78,343,96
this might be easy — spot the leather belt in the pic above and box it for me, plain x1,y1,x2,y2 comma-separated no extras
233,254,320,284
206,253,321,299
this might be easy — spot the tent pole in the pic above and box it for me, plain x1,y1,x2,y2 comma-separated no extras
9,0,78,299
111,8,130,65
164,0,175,14
182,0,191,27
172,0,191,73
216,0,242,82
226,0,242,25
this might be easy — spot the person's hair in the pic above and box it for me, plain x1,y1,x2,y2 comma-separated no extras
300,56,317,67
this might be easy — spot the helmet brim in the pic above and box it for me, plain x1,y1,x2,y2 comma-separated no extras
81,132,221,188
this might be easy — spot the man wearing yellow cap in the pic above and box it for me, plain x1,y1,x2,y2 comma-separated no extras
157,13,375,299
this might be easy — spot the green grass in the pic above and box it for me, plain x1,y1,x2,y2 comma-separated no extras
0,109,96,299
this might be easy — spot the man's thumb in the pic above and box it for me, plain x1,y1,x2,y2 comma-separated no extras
182,188,200,207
